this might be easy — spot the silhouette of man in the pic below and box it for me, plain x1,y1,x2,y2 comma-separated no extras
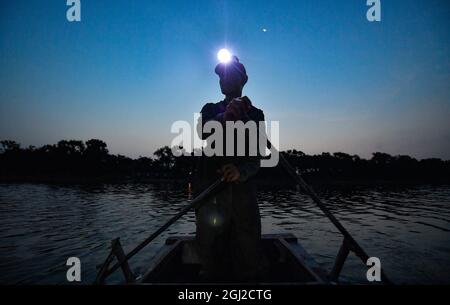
194,55,266,282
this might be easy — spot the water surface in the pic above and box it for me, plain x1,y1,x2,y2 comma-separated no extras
0,183,449,284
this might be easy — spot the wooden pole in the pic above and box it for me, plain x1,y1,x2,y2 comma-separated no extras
269,140,393,284
329,239,351,282
111,238,135,283
98,178,226,281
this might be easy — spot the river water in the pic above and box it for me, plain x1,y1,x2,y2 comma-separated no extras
0,182,449,284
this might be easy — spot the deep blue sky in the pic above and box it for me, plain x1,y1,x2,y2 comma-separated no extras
1,0,449,159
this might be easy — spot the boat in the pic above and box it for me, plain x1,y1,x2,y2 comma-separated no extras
95,169,392,284
136,233,330,285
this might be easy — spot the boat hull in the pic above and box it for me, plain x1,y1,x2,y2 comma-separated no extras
138,233,329,285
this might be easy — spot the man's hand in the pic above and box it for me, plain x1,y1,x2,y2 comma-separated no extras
217,163,241,182
224,96,252,121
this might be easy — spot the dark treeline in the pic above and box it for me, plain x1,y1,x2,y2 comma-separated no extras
1,139,449,184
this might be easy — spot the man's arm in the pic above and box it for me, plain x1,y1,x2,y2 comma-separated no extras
236,108,265,183
236,158,261,182
198,99,265,183
196,103,224,140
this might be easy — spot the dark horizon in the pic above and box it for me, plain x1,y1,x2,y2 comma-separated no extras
2,138,449,186
2,138,450,162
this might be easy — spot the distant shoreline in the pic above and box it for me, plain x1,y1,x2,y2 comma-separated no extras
2,140,450,189
1,174,449,187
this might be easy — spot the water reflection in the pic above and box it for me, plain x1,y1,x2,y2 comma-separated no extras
0,183,449,284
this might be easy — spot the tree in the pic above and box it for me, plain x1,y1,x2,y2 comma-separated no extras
85,139,108,156
153,146,175,170
0,140,21,152
57,140,85,156
333,152,353,161
371,152,393,165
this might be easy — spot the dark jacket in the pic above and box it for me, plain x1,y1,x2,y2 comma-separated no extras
194,98,265,189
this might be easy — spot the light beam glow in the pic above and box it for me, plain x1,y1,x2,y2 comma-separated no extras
217,48,232,63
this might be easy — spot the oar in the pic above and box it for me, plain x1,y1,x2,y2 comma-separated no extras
99,178,226,281
267,140,392,284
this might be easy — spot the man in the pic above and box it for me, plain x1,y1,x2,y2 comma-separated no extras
194,55,266,282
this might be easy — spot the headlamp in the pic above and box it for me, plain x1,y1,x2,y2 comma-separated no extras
217,48,232,64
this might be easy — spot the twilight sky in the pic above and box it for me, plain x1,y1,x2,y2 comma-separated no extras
1,0,449,159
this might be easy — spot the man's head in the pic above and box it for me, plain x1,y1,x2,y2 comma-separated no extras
215,56,248,97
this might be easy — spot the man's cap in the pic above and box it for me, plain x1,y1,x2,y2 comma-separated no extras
215,56,248,85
